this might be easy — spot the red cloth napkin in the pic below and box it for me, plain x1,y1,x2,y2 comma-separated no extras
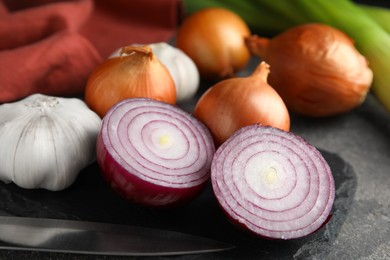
0,0,182,103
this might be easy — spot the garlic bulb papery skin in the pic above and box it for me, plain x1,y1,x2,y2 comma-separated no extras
110,42,200,102
0,94,102,191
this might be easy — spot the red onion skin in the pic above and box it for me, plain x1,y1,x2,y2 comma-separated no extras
216,203,333,241
96,98,215,208
96,129,209,208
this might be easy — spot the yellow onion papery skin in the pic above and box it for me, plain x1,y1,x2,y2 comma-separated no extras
176,7,251,80
193,62,290,147
245,23,373,117
85,46,176,118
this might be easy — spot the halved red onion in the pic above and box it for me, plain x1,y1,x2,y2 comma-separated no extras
211,124,335,240
96,98,215,207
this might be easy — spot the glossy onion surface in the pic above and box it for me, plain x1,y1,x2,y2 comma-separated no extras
211,124,335,239
97,98,215,207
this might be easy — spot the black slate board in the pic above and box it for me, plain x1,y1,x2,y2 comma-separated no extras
0,149,356,260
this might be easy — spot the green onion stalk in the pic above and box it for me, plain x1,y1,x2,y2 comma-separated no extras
183,0,390,112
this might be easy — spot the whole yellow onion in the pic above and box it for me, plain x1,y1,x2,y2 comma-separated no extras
245,23,373,117
176,7,251,80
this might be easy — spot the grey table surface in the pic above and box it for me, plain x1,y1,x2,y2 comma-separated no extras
291,94,390,260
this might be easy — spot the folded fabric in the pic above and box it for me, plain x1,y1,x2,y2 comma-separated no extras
81,0,183,58
0,0,182,103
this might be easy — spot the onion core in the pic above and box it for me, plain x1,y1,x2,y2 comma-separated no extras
211,124,335,239
96,98,215,207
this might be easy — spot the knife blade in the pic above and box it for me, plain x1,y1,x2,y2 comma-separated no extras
0,215,233,256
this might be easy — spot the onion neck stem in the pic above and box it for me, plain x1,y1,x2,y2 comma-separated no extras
120,46,154,59
245,35,269,57
252,61,270,82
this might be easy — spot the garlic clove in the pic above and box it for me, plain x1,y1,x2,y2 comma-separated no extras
149,43,200,102
0,94,102,191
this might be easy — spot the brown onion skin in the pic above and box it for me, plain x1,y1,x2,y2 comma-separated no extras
245,23,373,117
84,46,176,118
193,62,290,147
176,8,251,80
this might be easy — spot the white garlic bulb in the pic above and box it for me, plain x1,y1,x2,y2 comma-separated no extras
0,94,102,191
110,42,200,102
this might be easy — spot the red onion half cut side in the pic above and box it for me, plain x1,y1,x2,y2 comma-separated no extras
97,98,215,207
211,124,335,240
